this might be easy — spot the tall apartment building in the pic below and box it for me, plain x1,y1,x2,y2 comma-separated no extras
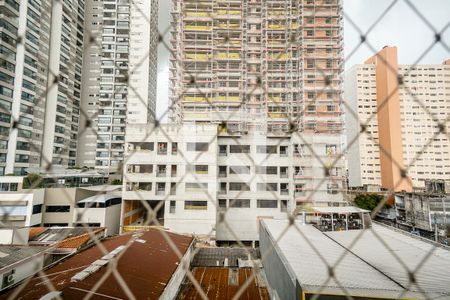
169,0,345,204
346,46,450,191
0,0,85,175
77,0,158,173
122,123,346,242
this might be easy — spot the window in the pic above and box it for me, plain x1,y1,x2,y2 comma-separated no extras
295,184,305,196
229,182,250,191
187,165,208,174
45,205,70,213
229,165,250,174
219,145,227,156
187,142,208,152
229,199,250,208
185,182,208,191
157,142,167,155
257,145,277,154
171,142,178,155
218,199,227,209
229,145,250,153
326,144,337,156
184,201,207,210
281,200,288,212
257,183,278,192
257,200,278,208
255,166,277,175
327,183,339,194
170,201,176,213
170,183,177,195
32,204,42,214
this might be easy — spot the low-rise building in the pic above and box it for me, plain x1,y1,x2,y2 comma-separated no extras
260,218,450,299
0,176,121,235
395,192,450,240
122,124,346,243
0,246,51,292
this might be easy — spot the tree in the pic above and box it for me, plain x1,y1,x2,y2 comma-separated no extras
110,179,122,185
353,193,385,212
22,173,43,189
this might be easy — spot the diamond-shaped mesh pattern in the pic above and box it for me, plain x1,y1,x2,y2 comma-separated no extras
0,0,449,299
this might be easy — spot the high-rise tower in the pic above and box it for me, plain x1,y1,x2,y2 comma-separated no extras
0,0,85,175
169,0,345,205
77,0,159,173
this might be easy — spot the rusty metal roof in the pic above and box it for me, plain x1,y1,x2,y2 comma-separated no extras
178,267,269,300
7,229,193,300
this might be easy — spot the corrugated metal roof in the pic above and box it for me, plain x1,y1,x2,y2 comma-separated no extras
178,267,269,300
262,219,449,299
7,229,193,300
0,246,49,269
325,224,450,298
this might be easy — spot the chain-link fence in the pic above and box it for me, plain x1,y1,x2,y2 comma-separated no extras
0,0,450,299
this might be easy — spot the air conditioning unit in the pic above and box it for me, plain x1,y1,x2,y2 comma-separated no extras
6,274,14,283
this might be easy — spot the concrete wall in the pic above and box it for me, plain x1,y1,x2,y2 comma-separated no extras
259,221,301,300
0,252,45,291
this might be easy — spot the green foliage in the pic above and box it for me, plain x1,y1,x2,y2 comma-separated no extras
353,193,385,211
110,179,122,185
22,173,43,189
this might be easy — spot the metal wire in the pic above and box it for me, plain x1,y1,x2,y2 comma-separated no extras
0,0,449,299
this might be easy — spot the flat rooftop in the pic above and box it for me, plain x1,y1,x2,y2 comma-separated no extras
6,229,193,299
178,267,269,300
262,219,450,299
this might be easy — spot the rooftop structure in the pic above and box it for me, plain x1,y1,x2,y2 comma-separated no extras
345,46,450,192
0,245,50,291
260,219,450,299
28,227,105,252
5,229,194,299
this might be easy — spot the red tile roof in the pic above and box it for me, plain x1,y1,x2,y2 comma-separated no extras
28,227,47,240
6,229,193,300
56,228,105,249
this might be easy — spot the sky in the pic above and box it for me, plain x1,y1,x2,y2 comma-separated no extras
156,0,450,120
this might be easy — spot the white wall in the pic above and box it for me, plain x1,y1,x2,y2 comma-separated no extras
0,253,45,291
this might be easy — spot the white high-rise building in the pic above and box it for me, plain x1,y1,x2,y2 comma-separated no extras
0,0,85,175
77,0,158,173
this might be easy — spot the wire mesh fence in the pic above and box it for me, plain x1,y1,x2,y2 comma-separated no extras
0,0,449,299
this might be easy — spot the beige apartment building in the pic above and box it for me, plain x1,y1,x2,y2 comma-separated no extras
346,46,450,191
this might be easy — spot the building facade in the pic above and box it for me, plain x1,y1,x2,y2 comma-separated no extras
77,0,159,173
0,0,85,175
169,0,345,204
122,123,346,242
346,47,450,191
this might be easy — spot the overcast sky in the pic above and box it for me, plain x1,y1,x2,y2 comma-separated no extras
156,0,450,120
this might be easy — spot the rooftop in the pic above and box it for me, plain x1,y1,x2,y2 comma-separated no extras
29,227,105,247
0,246,49,270
261,219,450,299
178,267,269,300
7,229,193,299
77,192,122,204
